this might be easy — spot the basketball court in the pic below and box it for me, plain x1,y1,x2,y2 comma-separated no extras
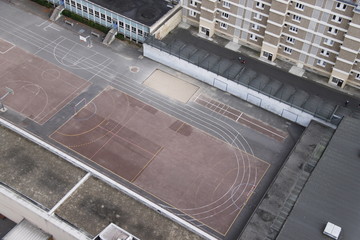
0,38,90,124
50,86,270,235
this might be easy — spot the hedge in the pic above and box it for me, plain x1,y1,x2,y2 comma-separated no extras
62,10,110,34
30,0,53,8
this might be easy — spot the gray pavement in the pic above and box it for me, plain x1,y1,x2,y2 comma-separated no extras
0,1,313,240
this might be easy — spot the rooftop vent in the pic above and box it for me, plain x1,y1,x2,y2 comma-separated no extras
93,223,140,240
323,222,341,240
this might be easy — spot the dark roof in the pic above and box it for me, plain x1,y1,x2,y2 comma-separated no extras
277,117,360,240
88,0,174,26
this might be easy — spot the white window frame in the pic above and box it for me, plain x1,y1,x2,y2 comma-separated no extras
332,15,342,23
190,0,197,7
320,49,330,57
336,2,346,10
324,38,334,46
295,3,305,10
189,10,197,17
292,14,301,22
220,22,228,29
356,73,360,80
250,34,258,41
223,1,230,8
289,26,298,33
221,12,229,19
328,27,338,35
254,12,262,20
286,36,295,44
256,1,265,9
317,59,326,67
284,47,292,54
252,24,260,31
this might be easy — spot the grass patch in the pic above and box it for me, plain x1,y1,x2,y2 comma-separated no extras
30,0,53,8
62,10,110,34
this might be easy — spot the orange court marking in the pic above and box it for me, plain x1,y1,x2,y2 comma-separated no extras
50,86,270,236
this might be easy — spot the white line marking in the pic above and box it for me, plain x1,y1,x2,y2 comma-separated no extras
49,172,91,215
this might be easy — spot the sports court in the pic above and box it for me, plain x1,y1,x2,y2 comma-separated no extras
50,86,270,235
0,38,90,124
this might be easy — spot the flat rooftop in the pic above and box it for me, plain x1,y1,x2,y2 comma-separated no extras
0,125,86,210
0,125,202,240
277,117,360,240
88,0,176,26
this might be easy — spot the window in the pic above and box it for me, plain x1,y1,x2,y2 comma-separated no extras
101,13,105,20
83,6,87,13
324,38,334,46
65,0,69,4
356,73,360,80
250,34,258,41
138,29,143,36
317,59,326,67
107,16,111,23
292,14,301,22
189,10,197,17
295,3,304,10
132,26,136,33
70,0,75,7
328,27,338,35
95,11,99,18
256,1,265,9
252,24,260,30
220,22,228,29
289,25,298,33
119,21,124,28
336,2,346,10
223,1,230,8
221,12,229,19
190,0,197,7
125,24,130,31
332,15,342,23
89,8,93,15
254,12,262,20
286,36,295,44
76,3,81,10
284,47,292,54
320,49,330,57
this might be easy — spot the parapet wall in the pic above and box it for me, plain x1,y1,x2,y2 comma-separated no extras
143,43,336,128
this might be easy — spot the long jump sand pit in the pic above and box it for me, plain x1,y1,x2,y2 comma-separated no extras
143,69,199,103
0,38,90,124
50,86,269,236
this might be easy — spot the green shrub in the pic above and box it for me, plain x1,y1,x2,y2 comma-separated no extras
115,33,125,40
62,10,110,34
30,0,53,8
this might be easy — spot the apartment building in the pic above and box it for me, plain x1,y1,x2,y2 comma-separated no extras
183,0,360,88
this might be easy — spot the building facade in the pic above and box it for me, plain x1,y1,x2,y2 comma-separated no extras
48,0,180,43
183,0,360,88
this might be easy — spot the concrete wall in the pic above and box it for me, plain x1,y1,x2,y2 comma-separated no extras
0,186,91,240
143,43,334,127
153,8,182,40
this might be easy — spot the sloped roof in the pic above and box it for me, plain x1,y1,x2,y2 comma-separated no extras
3,220,50,240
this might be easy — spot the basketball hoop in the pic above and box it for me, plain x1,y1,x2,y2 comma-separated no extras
0,87,14,112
